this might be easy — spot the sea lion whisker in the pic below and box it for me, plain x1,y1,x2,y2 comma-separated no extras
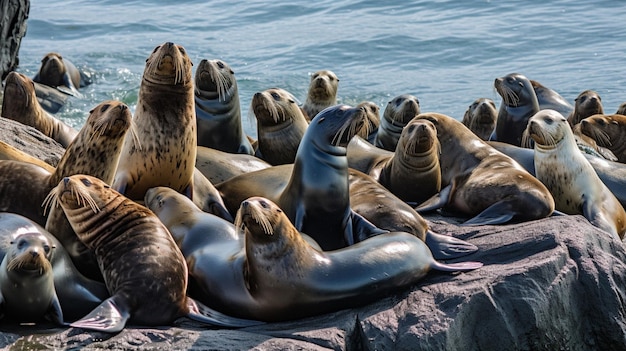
129,120,142,151
42,190,59,216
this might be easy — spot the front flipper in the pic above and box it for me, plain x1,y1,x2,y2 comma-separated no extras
60,72,83,98
582,196,619,239
70,297,130,333
350,210,388,244
186,298,264,328
461,200,517,226
425,230,478,260
414,185,452,213
45,293,66,326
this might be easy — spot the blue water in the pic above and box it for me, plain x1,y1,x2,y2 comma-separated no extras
15,0,626,137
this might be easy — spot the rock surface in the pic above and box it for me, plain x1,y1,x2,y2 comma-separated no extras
0,120,625,350
0,0,30,80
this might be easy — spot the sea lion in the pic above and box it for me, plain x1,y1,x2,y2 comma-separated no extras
112,42,197,201
489,140,626,209
375,94,421,151
217,104,383,251
301,70,339,121
347,118,441,206
415,112,555,225
567,90,604,127
2,71,78,148
32,52,91,97
491,73,539,147
530,79,574,117
194,59,254,155
33,80,70,114
0,140,55,172
0,230,64,324
522,109,626,239
0,213,108,323
578,113,626,163
251,87,309,165
192,168,233,222
44,175,262,332
461,98,497,140
196,146,271,184
355,100,380,143
616,102,626,115
0,100,132,281
146,193,481,322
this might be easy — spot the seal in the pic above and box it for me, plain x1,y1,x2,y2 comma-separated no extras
217,104,383,250
0,212,109,323
44,175,263,332
567,90,604,126
522,109,626,239
192,168,234,221
0,229,64,324
0,140,55,172
301,70,339,121
461,98,497,140
578,113,626,163
194,59,254,155
414,112,555,225
112,42,197,201
491,73,540,147
355,100,380,143
489,140,626,209
530,79,574,117
1,71,78,148
251,87,309,165
0,100,133,280
348,118,441,206
374,94,421,151
32,52,92,97
146,192,481,322
196,145,271,184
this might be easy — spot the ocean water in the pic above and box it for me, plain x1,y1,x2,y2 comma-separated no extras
14,0,626,137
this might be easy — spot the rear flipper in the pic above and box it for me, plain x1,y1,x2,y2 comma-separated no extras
431,260,483,272
461,200,518,226
186,298,265,328
425,230,478,260
70,297,130,333
414,185,451,213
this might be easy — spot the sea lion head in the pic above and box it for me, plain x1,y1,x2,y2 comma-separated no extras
579,114,623,149
396,118,440,169
523,109,571,150
383,94,421,126
143,42,193,86
252,88,301,126
235,197,287,243
307,70,339,103
44,175,115,218
5,233,54,277
494,73,533,108
355,101,380,138
1,72,37,120
462,98,497,139
37,53,66,87
310,104,369,148
85,100,134,142
194,59,236,101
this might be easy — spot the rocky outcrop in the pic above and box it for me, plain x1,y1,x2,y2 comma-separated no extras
0,119,625,350
0,0,29,80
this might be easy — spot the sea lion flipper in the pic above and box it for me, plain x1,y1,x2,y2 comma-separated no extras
425,230,478,260
430,260,483,272
582,196,619,238
461,200,517,226
186,298,265,328
60,72,82,98
414,185,451,213
70,297,130,333
45,293,65,325
350,210,388,244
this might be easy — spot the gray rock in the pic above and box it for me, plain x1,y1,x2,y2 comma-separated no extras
0,116,65,166
0,0,29,80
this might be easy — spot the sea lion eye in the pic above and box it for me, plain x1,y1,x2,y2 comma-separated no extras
17,239,26,249
43,244,51,254
259,200,269,209
100,104,110,113
543,117,553,125
152,46,160,54
178,47,186,55
271,92,280,100
597,119,606,126
217,61,225,69
80,178,92,186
